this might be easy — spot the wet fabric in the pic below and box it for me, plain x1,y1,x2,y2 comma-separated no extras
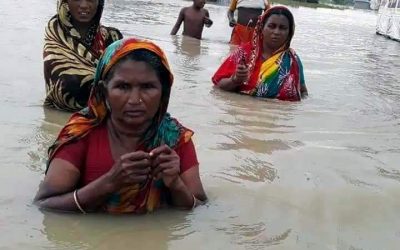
47,38,195,213
230,23,256,46
213,6,305,101
44,0,122,111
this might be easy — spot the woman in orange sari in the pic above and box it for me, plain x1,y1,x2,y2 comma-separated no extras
214,6,308,101
35,38,206,213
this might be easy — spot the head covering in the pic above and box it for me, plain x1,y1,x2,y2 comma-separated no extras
57,0,105,47
48,37,186,165
246,5,296,81
212,6,304,101
44,0,122,111
47,38,193,213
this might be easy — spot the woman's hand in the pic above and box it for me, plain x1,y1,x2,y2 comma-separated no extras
232,63,248,85
105,151,151,191
149,145,181,188
215,61,248,92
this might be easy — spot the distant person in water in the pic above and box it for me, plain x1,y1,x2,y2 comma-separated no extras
228,0,271,45
213,6,308,101
44,0,122,112
170,0,213,40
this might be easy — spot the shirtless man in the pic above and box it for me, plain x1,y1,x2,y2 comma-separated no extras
228,0,271,45
170,0,213,40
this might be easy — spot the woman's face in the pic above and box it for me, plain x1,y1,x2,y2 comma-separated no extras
106,60,163,128
262,14,290,51
67,0,99,23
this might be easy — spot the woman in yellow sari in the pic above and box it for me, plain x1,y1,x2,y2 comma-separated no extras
214,6,308,101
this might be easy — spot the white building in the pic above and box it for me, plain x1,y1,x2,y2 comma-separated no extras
375,0,400,41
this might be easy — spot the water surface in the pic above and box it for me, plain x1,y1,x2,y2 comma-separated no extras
0,0,399,249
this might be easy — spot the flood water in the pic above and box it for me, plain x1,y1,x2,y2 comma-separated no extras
1,0,400,249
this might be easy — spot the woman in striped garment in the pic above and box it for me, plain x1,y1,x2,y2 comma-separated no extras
44,0,123,112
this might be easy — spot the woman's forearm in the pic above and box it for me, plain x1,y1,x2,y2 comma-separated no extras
35,175,115,213
217,77,241,92
168,177,197,209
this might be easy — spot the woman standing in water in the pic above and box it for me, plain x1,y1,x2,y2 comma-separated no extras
44,0,122,112
228,0,271,45
213,6,308,101
35,38,206,213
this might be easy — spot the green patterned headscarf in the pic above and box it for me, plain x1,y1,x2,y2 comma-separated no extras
46,38,194,213
47,38,193,172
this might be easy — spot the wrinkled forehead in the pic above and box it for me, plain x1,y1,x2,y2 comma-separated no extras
105,51,173,88
264,14,290,26
95,39,174,89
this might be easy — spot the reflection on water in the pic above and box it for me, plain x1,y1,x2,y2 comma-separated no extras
1,0,400,249
172,35,202,57
377,167,400,182
219,157,278,183
27,108,69,173
216,222,291,247
42,210,189,250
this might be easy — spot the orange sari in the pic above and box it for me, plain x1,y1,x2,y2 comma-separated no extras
47,38,194,213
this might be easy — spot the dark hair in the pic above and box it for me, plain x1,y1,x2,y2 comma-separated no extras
263,8,295,49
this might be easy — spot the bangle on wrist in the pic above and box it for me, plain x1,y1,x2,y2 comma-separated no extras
73,190,87,214
191,194,197,210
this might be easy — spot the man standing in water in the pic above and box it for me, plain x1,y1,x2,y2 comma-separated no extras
228,0,271,45
170,0,213,40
